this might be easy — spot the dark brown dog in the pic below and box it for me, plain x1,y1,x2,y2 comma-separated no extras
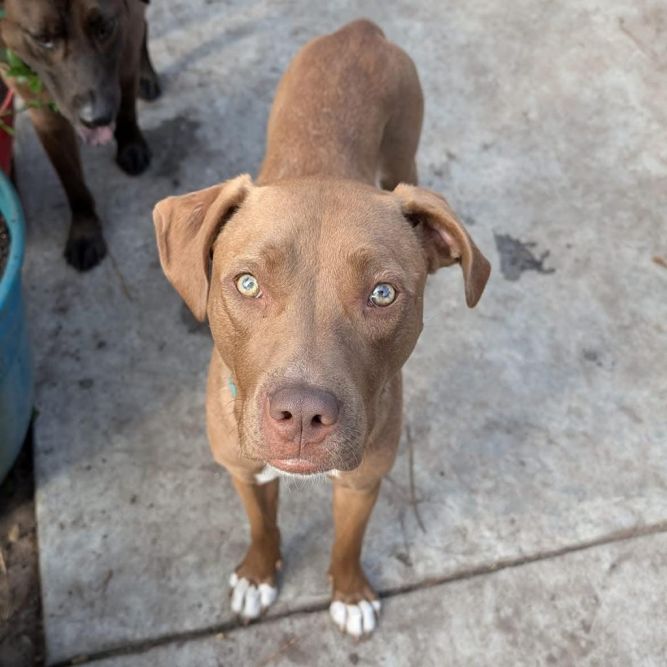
0,0,160,270
154,19,490,637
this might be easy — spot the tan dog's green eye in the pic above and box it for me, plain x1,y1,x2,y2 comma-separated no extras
236,273,261,298
369,283,396,307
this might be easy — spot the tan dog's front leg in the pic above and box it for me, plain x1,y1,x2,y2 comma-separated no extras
229,477,281,622
329,481,382,637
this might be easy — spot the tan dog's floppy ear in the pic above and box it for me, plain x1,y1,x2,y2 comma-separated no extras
153,174,253,320
393,184,491,307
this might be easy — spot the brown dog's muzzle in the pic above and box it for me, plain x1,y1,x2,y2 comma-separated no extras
262,383,341,473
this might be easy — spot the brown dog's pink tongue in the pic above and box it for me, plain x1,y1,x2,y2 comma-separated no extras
77,124,115,146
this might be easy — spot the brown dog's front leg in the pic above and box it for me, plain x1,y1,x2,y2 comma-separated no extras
329,481,382,637
114,73,151,176
29,106,107,271
138,22,161,102
229,477,281,622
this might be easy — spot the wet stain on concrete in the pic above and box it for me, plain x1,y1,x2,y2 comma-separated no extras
494,233,555,281
144,115,202,186
582,347,615,371
394,551,413,567
582,348,603,367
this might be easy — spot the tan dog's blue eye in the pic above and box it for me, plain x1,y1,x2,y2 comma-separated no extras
236,273,261,298
369,283,396,307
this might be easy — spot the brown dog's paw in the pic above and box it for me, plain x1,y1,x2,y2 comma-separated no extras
116,138,151,176
139,71,162,101
64,224,107,271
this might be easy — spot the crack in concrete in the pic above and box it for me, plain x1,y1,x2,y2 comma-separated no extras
617,17,657,63
405,422,427,534
51,520,667,667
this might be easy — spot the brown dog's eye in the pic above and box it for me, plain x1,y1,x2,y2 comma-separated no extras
369,283,397,307
33,34,57,50
93,18,117,42
235,273,261,298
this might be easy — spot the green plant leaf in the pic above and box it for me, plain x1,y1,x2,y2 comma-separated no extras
6,49,22,68
2,49,59,114
0,120,15,136
28,76,43,93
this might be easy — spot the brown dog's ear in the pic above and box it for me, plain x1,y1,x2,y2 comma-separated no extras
153,174,253,321
393,184,491,307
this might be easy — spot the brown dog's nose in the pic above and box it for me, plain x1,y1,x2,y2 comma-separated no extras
267,384,339,446
76,93,115,128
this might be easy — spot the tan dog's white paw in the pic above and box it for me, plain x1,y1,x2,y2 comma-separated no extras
229,572,278,621
329,598,381,637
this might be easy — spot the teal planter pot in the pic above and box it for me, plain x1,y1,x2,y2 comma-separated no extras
0,172,33,482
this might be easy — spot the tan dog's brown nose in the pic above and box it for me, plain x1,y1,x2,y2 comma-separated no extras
267,385,339,446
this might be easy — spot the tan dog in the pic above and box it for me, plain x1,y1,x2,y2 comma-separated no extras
153,19,490,637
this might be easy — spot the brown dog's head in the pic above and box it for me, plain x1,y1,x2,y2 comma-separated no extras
1,0,145,145
154,176,490,474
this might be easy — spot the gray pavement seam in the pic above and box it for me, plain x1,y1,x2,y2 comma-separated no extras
50,520,667,667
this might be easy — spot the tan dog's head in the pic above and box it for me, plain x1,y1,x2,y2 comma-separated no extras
153,176,490,474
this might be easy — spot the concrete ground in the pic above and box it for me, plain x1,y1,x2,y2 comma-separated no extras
14,0,667,665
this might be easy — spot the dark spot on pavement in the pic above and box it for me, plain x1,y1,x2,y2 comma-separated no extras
180,301,210,336
494,233,555,281
349,653,360,665
144,115,201,183
53,299,69,316
275,634,307,664
582,349,602,366
394,551,413,567
78,378,94,389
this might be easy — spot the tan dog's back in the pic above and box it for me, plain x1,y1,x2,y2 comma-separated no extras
259,19,423,188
